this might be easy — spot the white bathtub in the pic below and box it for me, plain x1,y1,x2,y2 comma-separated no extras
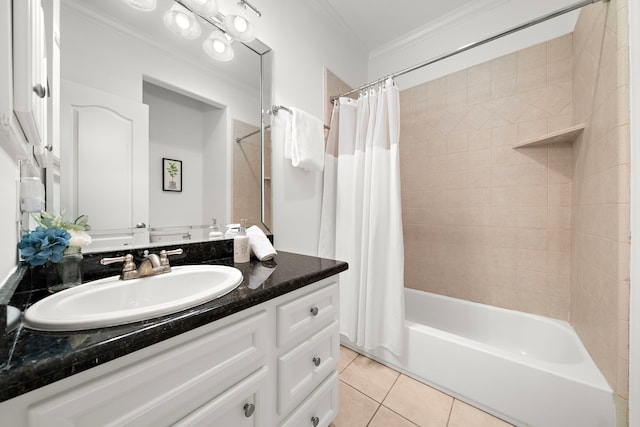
342,289,615,427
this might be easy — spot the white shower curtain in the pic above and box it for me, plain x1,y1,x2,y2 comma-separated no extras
319,78,404,356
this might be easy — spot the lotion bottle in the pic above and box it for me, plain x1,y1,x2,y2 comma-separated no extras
234,219,250,263
208,218,223,241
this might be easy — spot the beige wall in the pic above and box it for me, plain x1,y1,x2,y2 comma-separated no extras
571,0,630,400
232,120,270,230
400,34,575,320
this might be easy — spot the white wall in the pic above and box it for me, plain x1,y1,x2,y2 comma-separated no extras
369,0,581,91
255,0,368,256
145,83,222,229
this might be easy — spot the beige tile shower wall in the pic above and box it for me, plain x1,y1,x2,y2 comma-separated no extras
571,0,630,398
400,34,574,320
233,120,263,229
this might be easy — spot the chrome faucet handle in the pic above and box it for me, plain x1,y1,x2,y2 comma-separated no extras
100,254,137,279
159,248,183,267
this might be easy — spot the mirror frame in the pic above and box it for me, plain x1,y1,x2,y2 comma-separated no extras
260,50,273,234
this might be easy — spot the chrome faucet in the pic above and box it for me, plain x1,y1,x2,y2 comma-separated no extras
100,248,184,280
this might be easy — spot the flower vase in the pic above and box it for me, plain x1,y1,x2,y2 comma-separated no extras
50,247,83,293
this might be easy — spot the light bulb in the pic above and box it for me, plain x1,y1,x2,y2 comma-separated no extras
233,16,248,33
202,31,234,61
212,39,226,53
163,4,201,39
223,14,255,42
175,12,191,29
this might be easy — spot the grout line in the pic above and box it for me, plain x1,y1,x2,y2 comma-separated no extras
446,399,456,426
381,371,402,403
338,346,360,372
365,404,382,427
379,404,421,427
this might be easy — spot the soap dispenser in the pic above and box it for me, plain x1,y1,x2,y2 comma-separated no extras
208,218,223,241
234,219,250,263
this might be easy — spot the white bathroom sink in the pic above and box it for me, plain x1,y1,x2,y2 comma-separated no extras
24,265,243,331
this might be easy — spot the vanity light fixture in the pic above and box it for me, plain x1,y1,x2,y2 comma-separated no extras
124,0,262,62
202,30,234,62
121,0,157,12
222,12,255,42
182,0,218,17
163,3,202,39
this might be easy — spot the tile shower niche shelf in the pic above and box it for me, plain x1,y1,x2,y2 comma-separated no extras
513,124,585,149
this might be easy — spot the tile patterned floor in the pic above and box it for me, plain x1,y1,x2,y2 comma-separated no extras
330,346,513,427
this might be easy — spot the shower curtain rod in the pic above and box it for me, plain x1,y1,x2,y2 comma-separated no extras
329,0,608,103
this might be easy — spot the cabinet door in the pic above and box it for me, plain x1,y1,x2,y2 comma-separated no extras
60,79,149,249
13,0,47,147
27,311,267,427
175,367,268,427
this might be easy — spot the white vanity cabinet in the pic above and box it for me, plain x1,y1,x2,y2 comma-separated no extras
12,0,48,148
0,277,341,427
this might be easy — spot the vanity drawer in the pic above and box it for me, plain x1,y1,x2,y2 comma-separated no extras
279,371,338,427
175,366,268,427
278,321,339,415
28,311,267,427
277,281,338,349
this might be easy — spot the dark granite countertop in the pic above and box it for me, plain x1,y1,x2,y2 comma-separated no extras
0,246,347,403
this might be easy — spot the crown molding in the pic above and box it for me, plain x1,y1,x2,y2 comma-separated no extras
369,0,508,60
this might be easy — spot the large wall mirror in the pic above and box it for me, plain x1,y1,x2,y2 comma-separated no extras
58,0,272,252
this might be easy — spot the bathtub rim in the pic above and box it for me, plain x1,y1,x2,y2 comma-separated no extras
402,288,612,392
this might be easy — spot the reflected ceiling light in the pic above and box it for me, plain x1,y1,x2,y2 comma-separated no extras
223,13,255,42
182,0,218,17
202,31,234,62
121,0,157,12
163,4,202,39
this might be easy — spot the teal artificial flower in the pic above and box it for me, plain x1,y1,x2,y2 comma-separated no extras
17,226,71,266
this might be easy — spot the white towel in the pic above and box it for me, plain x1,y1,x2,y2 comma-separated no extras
290,107,325,172
246,225,277,261
273,108,294,162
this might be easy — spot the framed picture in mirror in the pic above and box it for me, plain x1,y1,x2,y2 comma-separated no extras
162,158,182,192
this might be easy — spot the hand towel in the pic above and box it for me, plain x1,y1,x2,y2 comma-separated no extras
272,107,293,161
290,107,325,172
246,225,277,261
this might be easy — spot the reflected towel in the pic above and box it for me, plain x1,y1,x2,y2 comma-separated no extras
290,107,325,172
248,262,276,289
246,225,277,261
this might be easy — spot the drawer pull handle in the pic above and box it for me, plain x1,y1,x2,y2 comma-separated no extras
243,403,255,417
313,356,321,367
310,306,319,316
311,416,320,426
